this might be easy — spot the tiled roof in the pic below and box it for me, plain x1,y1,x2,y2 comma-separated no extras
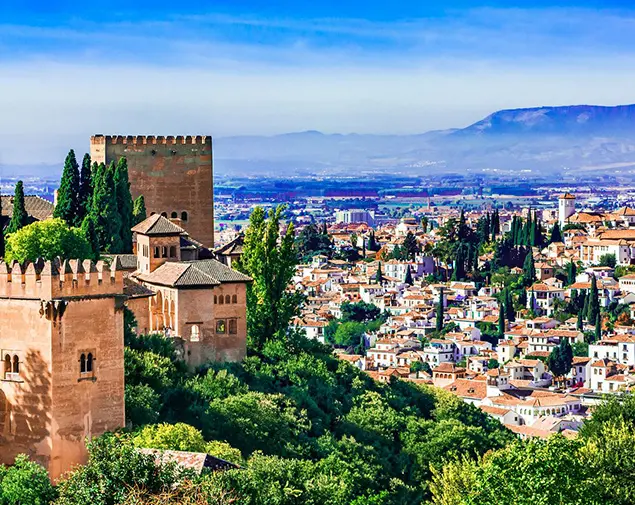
215,234,244,256
138,448,239,473
131,214,185,236
103,254,138,270
0,195,54,222
137,259,251,288
123,277,155,298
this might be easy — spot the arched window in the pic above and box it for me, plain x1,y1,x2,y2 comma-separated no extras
181,211,188,222
161,212,167,218
12,355,19,374
214,295,218,304
80,353,86,373
154,247,160,258
4,355,11,377
225,295,231,304
232,294,237,304
218,296,224,305
162,246,168,258
150,212,156,216
171,211,178,219
87,353,94,372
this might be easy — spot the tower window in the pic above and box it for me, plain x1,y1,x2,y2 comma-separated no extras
162,247,168,258
225,295,231,304
171,211,178,219
169,246,177,258
216,319,226,334
87,353,94,372
181,211,188,222
161,212,167,218
229,319,237,335
191,325,200,342
214,295,218,304
12,355,19,374
232,294,237,304
80,353,86,373
154,247,160,258
218,295,224,305
79,351,96,381
3,355,11,379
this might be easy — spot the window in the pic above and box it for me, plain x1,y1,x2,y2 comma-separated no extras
87,353,94,372
12,356,19,374
181,211,188,222
154,247,160,258
232,294,237,304
3,355,10,379
191,325,200,342
225,295,231,304
218,295,224,305
162,247,168,258
80,353,86,373
79,351,96,380
214,295,218,304
161,212,167,217
216,319,226,334
229,319,237,335
169,246,177,258
171,211,178,219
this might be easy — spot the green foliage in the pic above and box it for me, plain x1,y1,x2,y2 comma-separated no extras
375,261,384,284
133,423,208,452
55,433,186,505
80,215,100,260
334,321,366,348
235,206,301,351
598,253,616,268
404,265,413,285
89,162,124,254
54,149,81,227
436,287,444,332
546,338,573,379
587,276,601,324
114,157,134,253
572,341,589,357
78,153,93,222
125,384,161,426
566,260,577,286
132,195,147,225
549,222,563,244
341,301,381,323
522,251,536,287
295,223,333,261
5,181,29,235
0,455,56,505
5,218,92,263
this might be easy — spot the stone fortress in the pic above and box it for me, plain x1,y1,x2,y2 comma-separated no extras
0,134,248,479
90,135,215,247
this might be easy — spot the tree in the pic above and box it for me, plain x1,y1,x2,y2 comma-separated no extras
547,338,573,380
133,422,208,453
90,162,124,253
402,231,421,260
375,261,384,284
549,222,563,244
296,223,333,261
577,309,584,332
522,251,535,287
404,265,414,285
5,181,29,235
587,275,601,324
133,195,147,225
81,215,101,260
0,454,56,505
54,149,81,227
573,341,589,357
4,218,92,263
599,253,616,268
595,314,602,342
78,153,93,223
504,288,515,322
334,321,366,348
235,206,301,350
497,303,505,339
566,260,577,286
341,301,381,323
114,157,134,253
436,287,444,332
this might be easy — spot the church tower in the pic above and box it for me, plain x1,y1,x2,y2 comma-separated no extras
558,193,576,227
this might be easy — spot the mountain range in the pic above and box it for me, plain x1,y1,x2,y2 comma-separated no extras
214,103,635,177
4,104,635,179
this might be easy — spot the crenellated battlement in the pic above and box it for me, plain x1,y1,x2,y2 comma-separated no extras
0,258,124,301
90,135,211,146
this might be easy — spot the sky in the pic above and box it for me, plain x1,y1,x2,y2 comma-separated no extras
2,1,635,163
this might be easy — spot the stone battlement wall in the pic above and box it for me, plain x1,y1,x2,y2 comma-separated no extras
0,259,124,300
90,135,211,146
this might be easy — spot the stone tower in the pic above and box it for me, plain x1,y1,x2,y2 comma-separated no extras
0,259,125,480
90,135,214,247
558,193,576,227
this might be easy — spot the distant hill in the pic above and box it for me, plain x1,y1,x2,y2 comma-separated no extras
214,104,635,176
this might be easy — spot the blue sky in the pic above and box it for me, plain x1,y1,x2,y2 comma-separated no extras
2,1,635,163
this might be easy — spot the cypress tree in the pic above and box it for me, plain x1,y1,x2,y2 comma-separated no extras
595,314,602,342
54,149,80,227
436,287,444,332
452,246,465,281
133,195,147,225
6,181,29,235
505,288,515,322
533,214,544,247
582,290,590,321
587,276,600,324
530,289,537,314
90,162,123,253
81,215,100,260
78,153,93,224
498,302,505,339
523,211,532,246
566,260,577,286
375,261,383,284
114,157,134,253
404,266,413,285
550,222,563,244
522,251,536,287
577,310,583,332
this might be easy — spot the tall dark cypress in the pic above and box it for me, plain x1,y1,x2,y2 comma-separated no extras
577,309,583,332
6,181,29,234
594,314,602,342
114,157,134,253
133,195,147,225
54,149,80,227
78,153,93,224
90,162,123,253
436,287,444,332
498,302,505,339
587,276,600,324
